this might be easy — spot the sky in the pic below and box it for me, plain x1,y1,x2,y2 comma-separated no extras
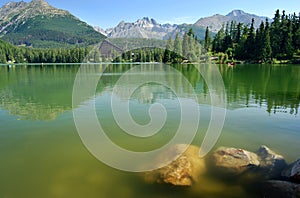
1,0,300,29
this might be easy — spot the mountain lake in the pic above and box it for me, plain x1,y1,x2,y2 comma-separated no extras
0,63,299,198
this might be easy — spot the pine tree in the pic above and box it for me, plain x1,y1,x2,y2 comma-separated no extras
212,26,225,52
164,36,174,62
255,21,265,61
244,18,256,59
174,32,182,56
222,22,233,52
204,26,212,52
230,21,237,40
262,19,272,62
291,13,299,48
236,23,243,44
284,20,294,58
294,26,300,50
235,24,249,60
182,33,189,58
271,9,281,58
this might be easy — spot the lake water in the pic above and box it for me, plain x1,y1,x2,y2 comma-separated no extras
0,63,299,198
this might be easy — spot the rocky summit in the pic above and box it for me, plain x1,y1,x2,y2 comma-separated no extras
103,17,178,40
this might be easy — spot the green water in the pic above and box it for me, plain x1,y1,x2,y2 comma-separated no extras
0,64,299,198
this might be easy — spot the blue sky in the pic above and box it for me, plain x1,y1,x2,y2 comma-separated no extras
1,0,300,29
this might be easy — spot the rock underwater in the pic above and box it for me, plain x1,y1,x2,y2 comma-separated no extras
256,145,287,179
211,147,260,174
261,180,300,198
282,158,300,183
143,144,206,186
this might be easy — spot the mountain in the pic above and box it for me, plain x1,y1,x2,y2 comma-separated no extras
96,17,209,40
194,10,271,32
99,10,269,41
102,17,178,40
0,0,105,48
0,2,272,47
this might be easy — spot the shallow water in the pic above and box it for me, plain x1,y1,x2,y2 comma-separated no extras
0,63,299,197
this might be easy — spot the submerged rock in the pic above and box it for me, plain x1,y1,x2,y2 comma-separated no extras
282,158,300,183
261,180,300,198
257,145,287,179
144,144,206,186
211,147,260,174
291,159,300,182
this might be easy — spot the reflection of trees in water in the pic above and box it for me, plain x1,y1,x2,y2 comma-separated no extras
99,64,206,104
57,64,300,115
220,64,300,115
0,65,78,120
1,90,69,120
0,64,299,120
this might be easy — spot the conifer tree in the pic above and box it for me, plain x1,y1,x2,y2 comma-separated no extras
271,9,281,58
262,19,272,61
174,32,182,56
204,26,212,52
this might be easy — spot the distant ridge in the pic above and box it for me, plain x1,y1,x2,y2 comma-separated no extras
95,10,271,41
194,9,271,32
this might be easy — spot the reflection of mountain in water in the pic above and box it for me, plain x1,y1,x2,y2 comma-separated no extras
131,84,176,104
106,64,204,104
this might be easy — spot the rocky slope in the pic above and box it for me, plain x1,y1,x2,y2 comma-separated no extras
0,0,105,47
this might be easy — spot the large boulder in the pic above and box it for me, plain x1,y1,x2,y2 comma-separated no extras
144,144,206,186
211,147,260,174
261,180,300,198
256,145,287,179
282,159,300,183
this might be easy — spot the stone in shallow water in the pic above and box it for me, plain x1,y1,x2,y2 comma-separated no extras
282,158,300,183
144,144,206,186
256,145,287,179
261,180,300,198
211,147,260,174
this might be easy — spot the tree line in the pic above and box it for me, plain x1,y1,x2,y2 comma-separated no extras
0,40,89,63
205,9,300,63
113,29,206,63
0,29,205,64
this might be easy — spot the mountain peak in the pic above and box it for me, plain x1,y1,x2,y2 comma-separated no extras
30,0,50,6
226,10,246,17
136,17,158,25
31,0,46,2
